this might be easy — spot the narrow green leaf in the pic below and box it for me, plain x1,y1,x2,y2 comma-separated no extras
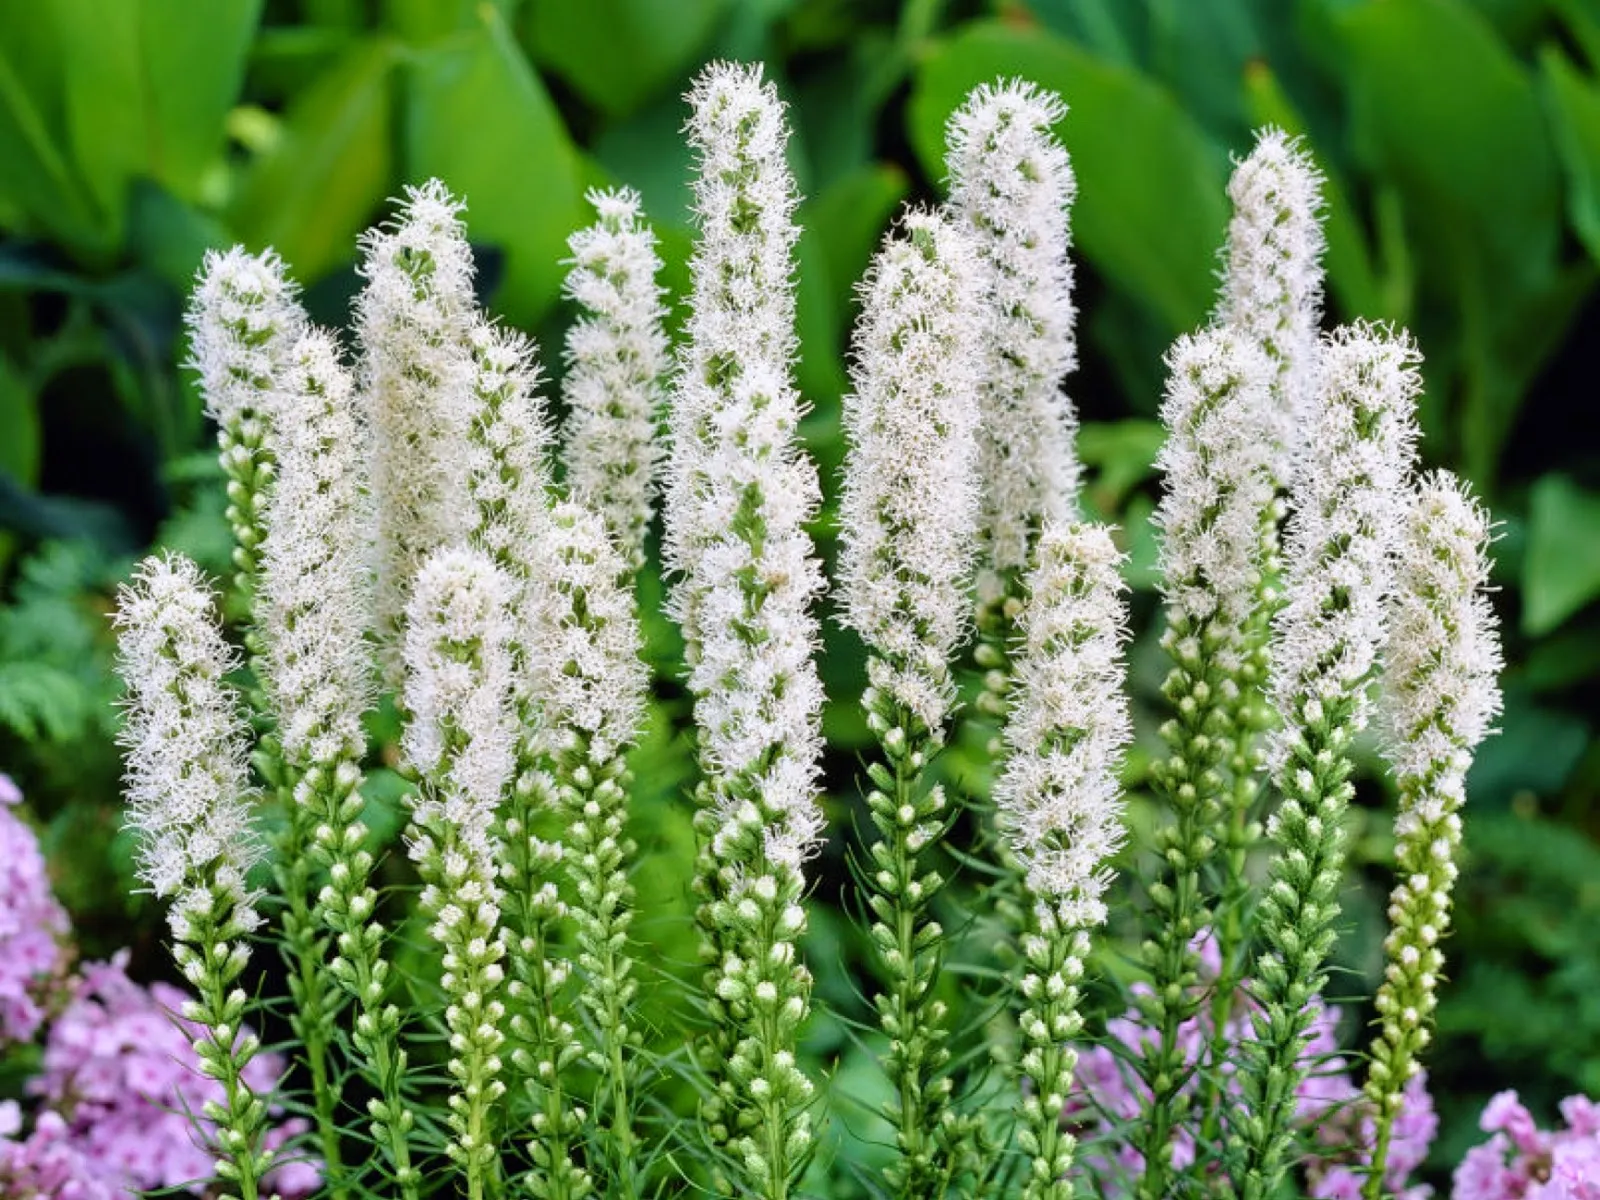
1524,474,1600,635
1541,46,1600,266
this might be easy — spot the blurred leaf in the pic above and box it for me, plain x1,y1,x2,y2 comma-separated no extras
0,355,40,488
0,21,109,257
908,20,1228,336
1542,45,1600,266
1077,418,1164,511
128,181,230,292
407,6,584,325
1524,474,1600,635
0,660,91,742
1468,686,1591,803
231,37,396,283
524,0,728,119
806,164,909,341
1335,0,1568,482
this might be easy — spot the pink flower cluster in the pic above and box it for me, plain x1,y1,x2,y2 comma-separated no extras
1069,934,1435,1197
0,775,317,1199
1453,1092,1600,1199
1,774,72,1043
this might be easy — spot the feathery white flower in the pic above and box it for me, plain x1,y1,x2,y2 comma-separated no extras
187,246,306,434
401,545,517,875
357,180,480,680
258,328,375,768
946,79,1082,577
1382,472,1503,783
1216,129,1327,488
1268,323,1421,772
995,523,1131,926
1153,326,1276,650
839,207,983,733
665,62,826,873
115,554,263,923
535,501,648,767
562,187,669,570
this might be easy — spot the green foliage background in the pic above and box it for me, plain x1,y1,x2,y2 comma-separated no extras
3,0,1599,1185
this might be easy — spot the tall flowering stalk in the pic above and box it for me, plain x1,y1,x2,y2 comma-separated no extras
535,502,650,1200
664,61,826,1197
357,180,479,685
115,555,273,1200
1134,328,1273,1195
995,524,1131,1200
1210,132,1328,1023
401,547,517,1200
186,247,306,615
1234,325,1420,1200
944,79,1082,724
1363,473,1502,1198
257,329,422,1199
562,188,670,571
838,207,983,1195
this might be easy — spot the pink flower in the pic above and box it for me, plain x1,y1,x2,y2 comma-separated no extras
1453,1091,1600,1199
0,774,72,1045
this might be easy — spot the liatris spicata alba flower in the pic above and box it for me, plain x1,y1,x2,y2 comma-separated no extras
1215,128,1326,491
532,501,650,1199
664,61,826,1196
944,81,1082,605
357,180,479,685
115,554,274,1200
256,329,376,1195
996,523,1131,1200
186,247,306,611
562,187,670,571
401,546,517,1200
1235,324,1421,1200
1364,472,1502,1197
1132,327,1274,1196
837,206,984,1193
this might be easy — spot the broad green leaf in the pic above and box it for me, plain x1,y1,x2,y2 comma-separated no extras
128,181,230,292
406,6,583,325
231,38,397,283
0,23,109,257
524,0,727,119
1524,474,1600,635
1541,46,1600,266
806,164,910,341
908,20,1229,336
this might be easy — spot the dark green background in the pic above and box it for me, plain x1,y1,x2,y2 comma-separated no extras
3,0,1598,1187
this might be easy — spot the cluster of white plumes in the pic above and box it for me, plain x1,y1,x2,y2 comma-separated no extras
1215,129,1327,489
186,246,305,433
1152,326,1275,654
664,61,825,873
838,208,983,734
115,555,263,930
533,501,649,767
1382,472,1504,785
401,546,518,878
945,80,1082,578
357,181,480,680
257,329,375,769
995,524,1132,927
1268,323,1421,771
562,187,669,570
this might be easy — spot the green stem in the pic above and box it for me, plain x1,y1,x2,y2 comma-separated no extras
1017,913,1088,1200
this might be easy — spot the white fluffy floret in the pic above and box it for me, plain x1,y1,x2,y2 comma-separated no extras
995,523,1131,926
357,180,480,680
665,63,827,874
945,79,1082,576
562,187,669,570
1153,326,1276,649
401,546,517,873
534,501,649,766
258,328,375,768
186,246,306,432
1216,128,1327,488
838,207,983,732
1382,471,1503,784
115,555,263,921
1268,323,1421,772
